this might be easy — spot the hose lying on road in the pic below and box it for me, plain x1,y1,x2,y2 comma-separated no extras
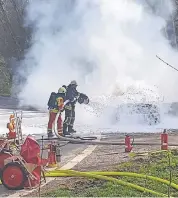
36,111,178,147
45,170,178,191
45,169,167,197
40,136,178,147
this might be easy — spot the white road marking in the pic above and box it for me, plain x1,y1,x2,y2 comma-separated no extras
60,145,98,170
7,135,101,197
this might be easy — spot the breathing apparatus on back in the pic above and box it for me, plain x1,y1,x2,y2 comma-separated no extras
47,87,67,110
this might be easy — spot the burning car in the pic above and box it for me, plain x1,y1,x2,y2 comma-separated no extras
115,103,161,125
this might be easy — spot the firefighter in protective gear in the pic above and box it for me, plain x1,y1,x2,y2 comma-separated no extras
47,87,66,138
63,80,79,135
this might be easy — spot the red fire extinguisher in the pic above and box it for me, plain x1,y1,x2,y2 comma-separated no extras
47,143,57,168
161,129,168,150
125,134,133,152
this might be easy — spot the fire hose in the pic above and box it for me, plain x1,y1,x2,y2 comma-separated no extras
44,169,168,197
0,110,174,196
0,148,175,197
0,170,168,197
45,170,178,191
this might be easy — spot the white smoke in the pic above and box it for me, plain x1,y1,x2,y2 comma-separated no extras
18,0,178,128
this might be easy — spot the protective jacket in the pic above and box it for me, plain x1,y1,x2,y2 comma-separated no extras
50,93,66,113
65,84,79,104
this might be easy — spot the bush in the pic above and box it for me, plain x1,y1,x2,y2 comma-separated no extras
0,56,11,96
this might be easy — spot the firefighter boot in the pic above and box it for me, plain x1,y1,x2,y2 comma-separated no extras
47,129,54,138
68,126,76,134
63,123,71,136
48,132,54,138
71,128,76,133
70,117,76,133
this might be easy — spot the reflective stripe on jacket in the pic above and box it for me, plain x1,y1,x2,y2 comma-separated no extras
65,103,72,110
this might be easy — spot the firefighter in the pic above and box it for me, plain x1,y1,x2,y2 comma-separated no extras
47,87,67,138
63,80,80,135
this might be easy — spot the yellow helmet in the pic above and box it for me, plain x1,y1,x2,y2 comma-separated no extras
58,87,66,93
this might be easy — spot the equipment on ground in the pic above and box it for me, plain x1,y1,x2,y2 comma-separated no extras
0,110,100,192
0,135,44,190
1,109,173,194
0,111,47,190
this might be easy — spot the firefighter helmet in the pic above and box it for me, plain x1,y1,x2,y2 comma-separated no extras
58,87,66,93
70,80,78,86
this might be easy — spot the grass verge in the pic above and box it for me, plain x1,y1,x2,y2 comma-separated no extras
43,149,178,197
